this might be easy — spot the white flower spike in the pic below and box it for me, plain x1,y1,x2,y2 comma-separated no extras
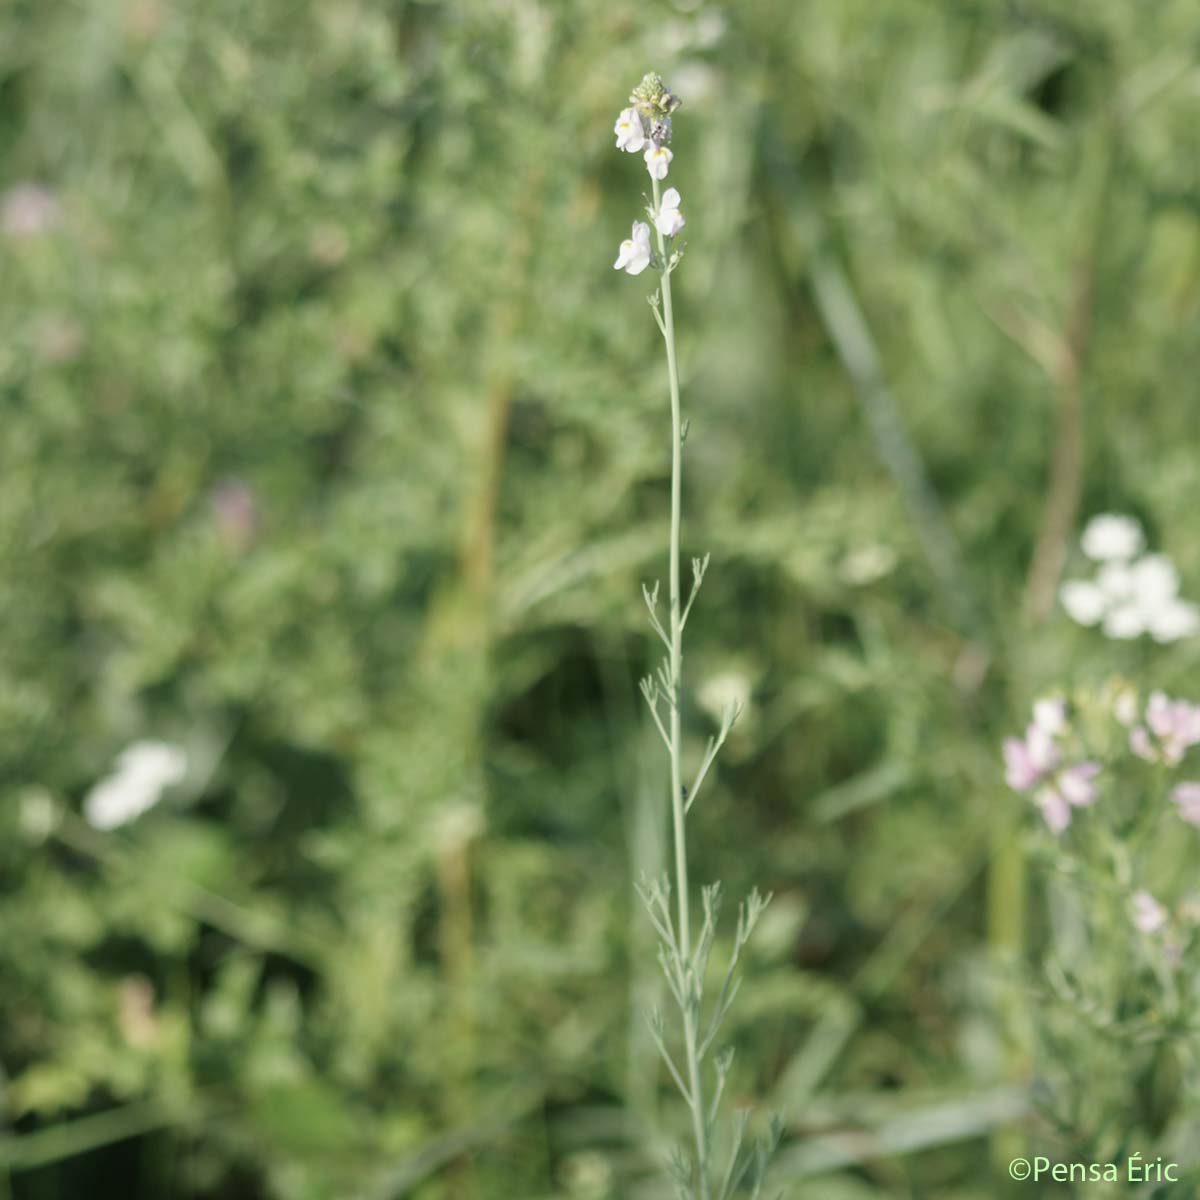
614,221,652,276
656,187,685,237
614,107,646,153
644,143,673,180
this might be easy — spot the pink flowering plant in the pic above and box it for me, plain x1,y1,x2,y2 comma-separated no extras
612,73,780,1200
1003,681,1200,1176
1004,698,1101,835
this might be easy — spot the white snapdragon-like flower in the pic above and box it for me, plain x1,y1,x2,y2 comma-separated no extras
613,221,652,276
655,187,685,237
614,107,646,153
84,740,188,830
1081,513,1144,561
644,143,673,180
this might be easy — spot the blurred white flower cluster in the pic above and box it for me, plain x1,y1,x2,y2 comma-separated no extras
84,740,188,830
1059,514,1199,642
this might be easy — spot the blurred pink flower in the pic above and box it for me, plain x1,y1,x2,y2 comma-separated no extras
1058,762,1100,807
1003,699,1099,834
1003,725,1057,790
1133,890,1167,934
1003,698,1066,790
1130,691,1200,765
209,478,260,551
2,183,61,239
1033,763,1100,834
1036,786,1070,835
1171,782,1200,826
34,314,85,364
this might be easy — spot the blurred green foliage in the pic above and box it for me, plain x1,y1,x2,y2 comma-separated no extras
3,0,1200,1197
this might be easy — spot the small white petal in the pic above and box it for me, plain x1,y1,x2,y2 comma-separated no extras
1025,723,1059,773
118,741,188,787
1103,603,1146,640
656,208,685,237
1081,514,1144,561
1113,688,1139,726
1148,599,1200,643
1059,580,1106,626
1133,890,1167,934
1096,561,1135,602
1032,698,1067,735
1132,553,1179,606
624,244,651,275
1036,787,1071,834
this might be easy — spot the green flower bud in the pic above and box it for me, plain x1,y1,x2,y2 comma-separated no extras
629,72,682,121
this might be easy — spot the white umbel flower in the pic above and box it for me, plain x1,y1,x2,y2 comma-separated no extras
613,221,652,275
1081,513,1144,562
613,107,646,153
655,187,685,237
1061,516,1197,643
644,143,673,180
84,740,188,830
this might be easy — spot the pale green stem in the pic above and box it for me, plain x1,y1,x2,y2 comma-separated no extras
652,173,709,1198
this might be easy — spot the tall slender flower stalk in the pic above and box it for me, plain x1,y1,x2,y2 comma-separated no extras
612,73,780,1200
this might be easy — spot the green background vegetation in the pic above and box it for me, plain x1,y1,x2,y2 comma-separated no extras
3,0,1200,1196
